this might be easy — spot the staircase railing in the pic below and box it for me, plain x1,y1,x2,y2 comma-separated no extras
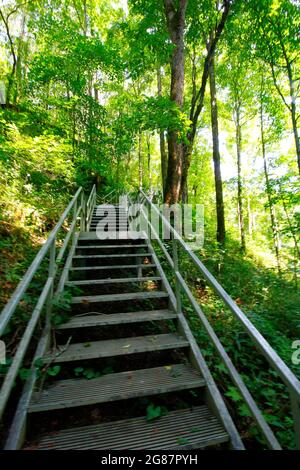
0,185,95,422
96,188,126,206
136,189,300,450
86,184,96,230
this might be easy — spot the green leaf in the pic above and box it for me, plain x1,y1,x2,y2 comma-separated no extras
177,437,189,445
146,403,162,421
225,386,242,402
74,367,84,376
47,365,61,377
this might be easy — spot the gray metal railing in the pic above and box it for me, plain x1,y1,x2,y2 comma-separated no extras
0,185,95,420
96,189,126,206
137,189,300,450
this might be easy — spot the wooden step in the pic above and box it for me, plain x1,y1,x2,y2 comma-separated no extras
90,222,128,226
79,231,147,241
71,291,168,304
69,264,156,272
76,244,148,250
43,334,189,363
66,276,161,286
29,364,204,413
57,309,176,329
91,218,128,221
72,253,152,260
34,406,229,450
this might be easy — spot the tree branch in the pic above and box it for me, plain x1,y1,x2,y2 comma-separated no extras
189,0,232,142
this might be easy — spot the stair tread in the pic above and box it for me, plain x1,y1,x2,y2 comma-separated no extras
67,276,161,286
73,253,151,259
70,264,156,271
56,309,176,329
76,244,148,249
71,291,168,304
79,231,147,240
43,333,189,363
33,406,228,450
29,364,204,413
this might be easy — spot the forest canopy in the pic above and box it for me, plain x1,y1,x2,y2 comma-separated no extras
0,0,299,275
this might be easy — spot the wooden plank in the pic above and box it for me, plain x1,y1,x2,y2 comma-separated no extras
43,333,189,363
76,244,148,249
71,291,169,304
56,309,176,329
29,364,204,412
66,276,161,286
34,406,229,450
69,264,156,271
79,231,147,240
72,253,152,259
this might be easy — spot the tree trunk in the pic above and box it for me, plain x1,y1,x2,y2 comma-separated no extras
288,75,300,175
269,37,300,174
0,7,17,106
15,13,26,103
138,132,143,190
247,197,252,238
147,133,151,187
235,106,246,252
181,4,231,200
157,66,167,196
163,0,187,204
260,102,281,272
209,56,225,244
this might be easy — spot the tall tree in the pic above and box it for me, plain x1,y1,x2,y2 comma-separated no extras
209,54,226,243
249,0,300,174
163,0,188,204
180,0,232,203
157,66,167,196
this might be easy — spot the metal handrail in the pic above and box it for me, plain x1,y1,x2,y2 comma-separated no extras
86,184,96,230
138,189,300,449
96,189,127,206
0,185,95,420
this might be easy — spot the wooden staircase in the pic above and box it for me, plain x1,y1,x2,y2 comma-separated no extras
4,188,298,450
22,204,242,450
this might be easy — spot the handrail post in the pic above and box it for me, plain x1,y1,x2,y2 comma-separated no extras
172,235,181,314
80,191,86,232
290,391,300,449
47,239,56,315
73,195,78,244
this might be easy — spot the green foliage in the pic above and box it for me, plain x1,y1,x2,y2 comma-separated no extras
146,403,166,421
73,365,114,380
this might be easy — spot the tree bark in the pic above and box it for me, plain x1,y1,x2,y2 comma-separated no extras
209,55,225,243
163,0,187,204
157,66,167,196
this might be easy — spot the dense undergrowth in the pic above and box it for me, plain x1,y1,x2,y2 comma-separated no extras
0,108,68,308
157,232,300,449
